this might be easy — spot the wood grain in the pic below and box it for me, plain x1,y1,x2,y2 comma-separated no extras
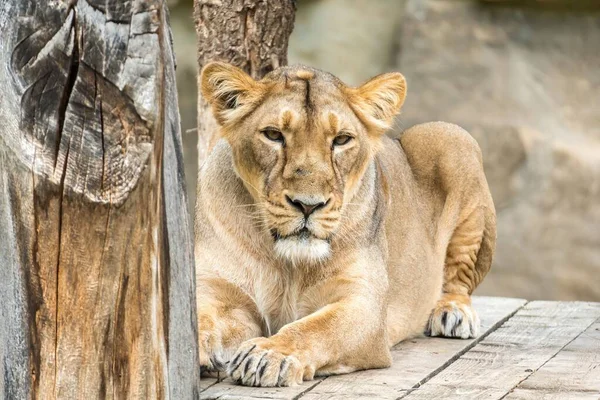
201,377,218,393
0,1,199,398
201,379,324,400
503,320,600,400
201,297,526,400
401,301,600,400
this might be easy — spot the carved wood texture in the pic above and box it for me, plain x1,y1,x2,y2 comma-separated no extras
0,1,200,398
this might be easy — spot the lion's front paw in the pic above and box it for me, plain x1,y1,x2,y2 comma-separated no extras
199,329,230,377
425,295,480,339
228,338,303,387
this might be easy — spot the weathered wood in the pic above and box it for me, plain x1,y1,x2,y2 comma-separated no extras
401,301,600,400
201,377,218,393
503,319,600,400
161,8,203,399
200,378,323,400
0,1,199,398
200,297,526,400
192,0,296,165
202,379,324,400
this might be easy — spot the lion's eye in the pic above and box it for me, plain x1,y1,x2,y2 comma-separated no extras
261,128,284,143
333,134,353,147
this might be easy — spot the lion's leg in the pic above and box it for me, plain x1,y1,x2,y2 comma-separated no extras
198,277,263,375
426,203,495,339
226,256,391,387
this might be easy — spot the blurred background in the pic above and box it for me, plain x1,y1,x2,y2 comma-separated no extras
168,0,600,302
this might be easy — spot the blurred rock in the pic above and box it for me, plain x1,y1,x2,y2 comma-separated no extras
468,125,526,210
288,0,406,86
398,0,600,300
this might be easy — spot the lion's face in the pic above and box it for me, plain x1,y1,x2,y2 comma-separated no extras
201,63,406,264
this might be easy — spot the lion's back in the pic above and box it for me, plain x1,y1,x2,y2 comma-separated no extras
398,122,484,191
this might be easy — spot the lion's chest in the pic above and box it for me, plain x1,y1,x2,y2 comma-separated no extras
252,270,315,336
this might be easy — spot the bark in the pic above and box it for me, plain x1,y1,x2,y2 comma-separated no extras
193,0,296,165
0,1,200,399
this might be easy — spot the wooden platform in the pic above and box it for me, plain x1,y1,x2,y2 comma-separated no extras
199,297,600,399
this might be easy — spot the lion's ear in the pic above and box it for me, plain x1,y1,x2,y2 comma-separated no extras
200,62,264,126
346,72,407,133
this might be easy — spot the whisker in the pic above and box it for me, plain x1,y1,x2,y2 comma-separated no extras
236,175,264,199
232,203,259,208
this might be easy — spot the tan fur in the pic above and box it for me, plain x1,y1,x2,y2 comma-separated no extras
195,62,496,386
295,70,315,80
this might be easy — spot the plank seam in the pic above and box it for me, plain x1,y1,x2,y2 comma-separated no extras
395,300,530,400
200,379,220,394
292,378,326,399
497,314,600,400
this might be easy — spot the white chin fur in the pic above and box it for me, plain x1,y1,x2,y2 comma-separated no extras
274,236,330,264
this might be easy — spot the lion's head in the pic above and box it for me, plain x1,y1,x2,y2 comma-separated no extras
201,63,406,264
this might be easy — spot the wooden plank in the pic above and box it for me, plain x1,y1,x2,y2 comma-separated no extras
200,378,324,399
202,380,325,400
162,13,203,397
503,320,600,400
200,297,526,400
401,301,600,400
201,377,218,392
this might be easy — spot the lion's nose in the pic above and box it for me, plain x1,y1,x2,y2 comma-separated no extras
285,195,328,218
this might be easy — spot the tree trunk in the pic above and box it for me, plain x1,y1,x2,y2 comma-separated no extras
0,1,200,399
193,0,296,165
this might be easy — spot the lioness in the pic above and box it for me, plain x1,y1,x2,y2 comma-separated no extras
196,62,496,387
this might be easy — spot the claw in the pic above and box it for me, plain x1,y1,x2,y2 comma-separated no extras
426,299,479,339
277,358,289,387
229,344,256,375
